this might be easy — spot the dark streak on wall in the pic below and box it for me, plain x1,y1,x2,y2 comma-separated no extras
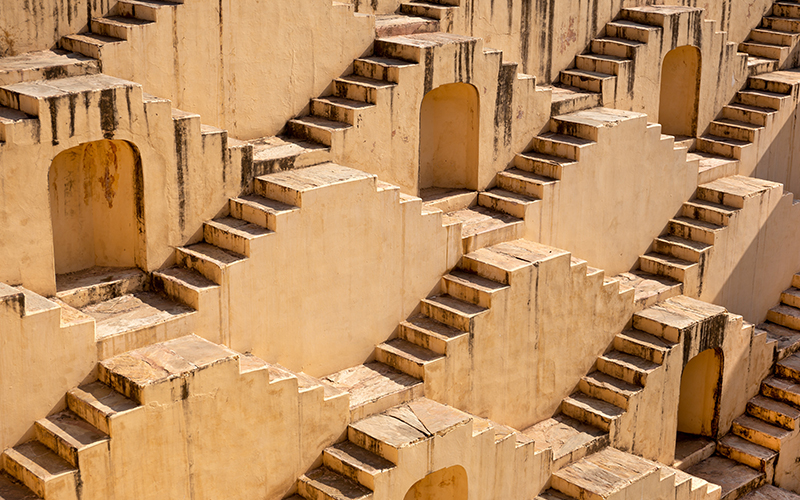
174,118,188,232
493,62,515,155
133,146,146,237
240,144,253,191
49,98,59,146
520,0,532,74
68,93,77,137
99,88,117,139
423,49,435,94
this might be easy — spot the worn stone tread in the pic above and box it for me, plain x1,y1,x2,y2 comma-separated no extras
0,472,40,499
80,291,194,340
300,467,372,499
401,314,465,341
422,294,488,317
324,441,395,476
445,269,508,293
324,362,421,410
685,455,764,499
742,485,800,499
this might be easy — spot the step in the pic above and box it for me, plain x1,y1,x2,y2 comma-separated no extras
399,1,454,20
532,132,594,161
561,393,624,432
374,15,440,38
521,414,609,469
322,441,394,491
746,395,800,430
668,216,724,245
590,36,643,59
761,376,800,407
652,235,711,263
749,28,799,47
717,434,777,475
768,303,800,331
687,152,739,186
551,447,660,500
559,68,615,95
0,471,41,500
247,134,331,176
605,19,660,43
639,252,696,283
709,118,761,143
613,271,683,309
749,71,800,95
547,84,602,116
114,0,181,21
579,371,641,409
739,41,788,62
513,150,575,179
596,350,658,386
776,352,800,381
298,467,372,500
203,216,272,256
34,411,108,467
0,49,100,86
287,115,350,146
478,188,539,219
91,15,153,40
59,32,125,59
685,455,765,500
696,134,750,159
674,433,716,471
333,75,395,104
574,53,631,76
781,287,800,309
732,415,791,451
762,16,800,34
721,103,775,127
697,175,780,209
757,322,800,361
310,96,374,124
774,2,800,18
736,89,788,110
323,362,423,421
2,442,78,499
151,267,217,310
54,266,147,308
420,294,488,331
375,338,443,379
398,314,467,355
353,55,415,83
682,198,737,226
747,55,779,76
442,269,508,308
176,242,246,284
633,295,727,343
497,168,558,199
229,193,300,231
65,382,140,435
441,206,523,253
613,329,673,364
742,485,800,499
253,163,373,207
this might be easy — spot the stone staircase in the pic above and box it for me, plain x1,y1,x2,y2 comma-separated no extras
375,0,460,37
738,1,800,75
762,272,800,359
537,447,721,500
638,175,782,298
1,334,349,500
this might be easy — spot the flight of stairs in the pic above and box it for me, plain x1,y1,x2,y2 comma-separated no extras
763,272,800,358
738,1,800,75
375,0,460,37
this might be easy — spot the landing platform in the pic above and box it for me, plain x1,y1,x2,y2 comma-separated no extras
324,362,422,421
522,414,608,468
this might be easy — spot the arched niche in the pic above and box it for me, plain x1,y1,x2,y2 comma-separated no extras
418,83,480,192
659,45,701,138
677,348,723,438
404,465,468,500
49,139,144,275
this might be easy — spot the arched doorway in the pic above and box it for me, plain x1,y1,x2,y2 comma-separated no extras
677,348,723,437
49,140,144,275
418,83,480,193
658,45,701,138
404,466,468,500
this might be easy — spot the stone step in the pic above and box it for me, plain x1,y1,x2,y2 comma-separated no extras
552,107,646,142
59,33,124,60
497,168,558,198
590,36,644,59
322,441,394,491
442,269,508,308
353,55,415,83
746,395,800,430
747,55,779,77
478,188,539,219
65,382,140,436
614,271,682,310
458,242,539,284
54,267,146,309
717,434,778,476
253,163,374,207
333,75,395,104
559,68,615,95
0,471,41,500
229,194,300,232
579,371,642,409
442,206,523,254
739,41,788,62
749,71,800,94
298,467,372,500
246,134,331,176
551,447,660,500
547,84,601,116
639,252,697,283
605,19,660,43
682,197,737,226
632,295,727,343
399,1,454,21
696,134,750,159
574,53,631,76
33,411,108,467
767,304,800,331
709,118,761,143
203,216,272,256
374,15,440,39
420,294,488,332
151,266,218,310
781,287,800,308
2,443,78,500
0,49,100,86
749,28,799,47
561,392,624,432
176,242,246,284
674,434,716,471
685,455,765,500
757,322,800,361
614,328,673,364
310,96,375,125
596,350,659,386
398,314,466,355
688,152,740,185
794,273,800,289
375,338,443,379
533,132,594,161
652,234,712,263
114,0,182,21
774,2,800,18
721,103,776,127
537,489,576,500
697,175,781,209
90,15,153,40
324,362,423,422
776,352,800,381
347,398,471,463
762,16,800,34
521,414,608,470
513,150,575,179
287,115,350,147
669,216,725,244
732,415,791,451
761,376,800,407
735,88,788,110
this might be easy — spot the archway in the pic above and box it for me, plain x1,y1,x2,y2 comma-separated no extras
677,348,723,438
418,83,480,193
658,45,701,138
404,466,468,500
49,140,144,275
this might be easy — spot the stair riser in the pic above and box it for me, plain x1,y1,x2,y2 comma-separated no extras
559,71,605,94
696,186,747,210
2,451,79,500
652,240,703,263
458,256,511,285
775,362,800,382
638,255,689,283
774,4,800,18
578,379,631,409
551,92,602,116
605,23,652,43
398,324,448,355
34,422,79,467
203,223,251,257
310,101,358,125
590,39,637,59
66,393,111,436
709,122,757,143
668,221,718,244
560,401,613,432
631,315,682,343
749,59,779,77
442,277,493,308
613,336,665,364
574,55,629,76
551,118,601,142
399,2,450,20
350,384,423,422
722,105,770,127
732,422,782,451
739,42,787,61
59,36,104,60
532,137,580,161
374,348,426,379
793,274,800,288
551,476,604,500
749,29,797,47
681,204,732,226
766,309,800,331
747,402,797,430
748,77,794,95
716,442,774,475
696,137,742,160
736,91,784,110
175,249,224,284
90,19,134,40
287,121,334,147
596,358,647,386
477,192,528,219
462,221,523,254
513,155,565,179
298,479,354,500
347,428,400,464
420,302,471,332
781,291,800,309
353,61,402,83
333,81,380,105
253,178,302,207
322,452,377,490
762,17,800,34
115,2,162,21
497,173,546,199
